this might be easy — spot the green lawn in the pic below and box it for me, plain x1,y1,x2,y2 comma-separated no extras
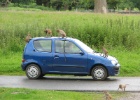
0,52,24,75
110,49,140,76
0,87,127,100
0,7,139,100
0,49,140,76
0,9,140,76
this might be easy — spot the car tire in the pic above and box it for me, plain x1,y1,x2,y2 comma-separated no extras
26,64,41,79
91,65,107,81
39,74,45,78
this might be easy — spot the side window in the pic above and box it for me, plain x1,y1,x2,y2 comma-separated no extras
55,40,64,53
65,41,82,54
55,40,82,54
34,40,51,52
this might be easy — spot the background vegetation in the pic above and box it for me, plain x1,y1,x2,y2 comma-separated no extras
0,10,140,76
0,2,139,99
1,11,140,51
1,0,140,11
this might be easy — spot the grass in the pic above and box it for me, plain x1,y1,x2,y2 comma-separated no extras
1,10,140,51
0,52,24,75
0,7,139,100
0,9,140,76
110,49,140,76
0,49,140,76
0,87,128,100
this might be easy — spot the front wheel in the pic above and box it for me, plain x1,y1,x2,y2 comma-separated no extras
91,65,107,81
26,64,41,79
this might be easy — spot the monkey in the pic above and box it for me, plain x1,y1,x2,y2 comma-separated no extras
25,34,32,43
102,46,108,58
44,29,52,37
56,29,66,38
118,84,129,91
103,91,112,100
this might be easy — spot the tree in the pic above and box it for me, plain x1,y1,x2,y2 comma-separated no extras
130,0,140,10
36,0,42,5
50,0,63,10
117,0,134,10
79,0,92,10
107,0,119,11
61,0,72,10
94,0,108,13
42,0,50,7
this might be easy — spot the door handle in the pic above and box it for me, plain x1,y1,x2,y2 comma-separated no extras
54,55,59,59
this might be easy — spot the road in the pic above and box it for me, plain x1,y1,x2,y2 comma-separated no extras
0,76,140,91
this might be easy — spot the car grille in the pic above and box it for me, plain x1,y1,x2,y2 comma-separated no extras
114,64,120,75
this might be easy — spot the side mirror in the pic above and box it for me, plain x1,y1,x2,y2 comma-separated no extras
79,52,84,55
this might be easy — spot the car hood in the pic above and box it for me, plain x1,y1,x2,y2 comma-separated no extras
93,52,118,63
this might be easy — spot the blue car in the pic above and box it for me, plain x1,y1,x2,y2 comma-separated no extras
21,37,120,80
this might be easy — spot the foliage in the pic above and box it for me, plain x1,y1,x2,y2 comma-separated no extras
0,11,140,76
116,0,134,10
1,0,139,10
107,0,119,10
0,11,140,52
131,0,140,10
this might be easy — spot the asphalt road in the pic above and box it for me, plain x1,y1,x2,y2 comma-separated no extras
0,76,140,92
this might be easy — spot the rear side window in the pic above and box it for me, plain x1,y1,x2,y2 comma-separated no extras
34,40,51,52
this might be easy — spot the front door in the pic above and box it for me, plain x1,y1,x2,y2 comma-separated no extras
53,40,87,74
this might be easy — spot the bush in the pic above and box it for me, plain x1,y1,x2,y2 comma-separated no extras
0,11,140,53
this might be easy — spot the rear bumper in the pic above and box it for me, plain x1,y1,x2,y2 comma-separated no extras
21,63,26,71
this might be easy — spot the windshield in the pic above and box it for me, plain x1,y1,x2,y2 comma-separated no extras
74,39,95,53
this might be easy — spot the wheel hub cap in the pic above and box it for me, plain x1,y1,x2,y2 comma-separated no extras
94,68,104,79
27,66,39,78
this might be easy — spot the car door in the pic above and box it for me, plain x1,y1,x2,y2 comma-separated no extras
33,39,53,72
53,40,88,73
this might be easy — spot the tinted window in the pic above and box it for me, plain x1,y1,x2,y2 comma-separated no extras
34,40,51,52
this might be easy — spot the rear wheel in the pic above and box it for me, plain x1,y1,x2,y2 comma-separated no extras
26,64,41,79
91,65,107,81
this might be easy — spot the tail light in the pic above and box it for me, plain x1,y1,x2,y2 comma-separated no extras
22,59,25,62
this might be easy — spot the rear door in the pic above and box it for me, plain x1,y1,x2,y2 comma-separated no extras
33,39,53,72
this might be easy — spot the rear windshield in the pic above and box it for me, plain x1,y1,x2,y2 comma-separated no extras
33,39,52,52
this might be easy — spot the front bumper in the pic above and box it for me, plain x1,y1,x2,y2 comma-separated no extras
114,63,120,75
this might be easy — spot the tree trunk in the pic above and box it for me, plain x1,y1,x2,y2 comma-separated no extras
94,0,108,13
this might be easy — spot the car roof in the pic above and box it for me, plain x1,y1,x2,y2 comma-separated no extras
31,37,77,41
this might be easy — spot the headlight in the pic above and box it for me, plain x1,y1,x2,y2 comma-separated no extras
111,60,117,65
